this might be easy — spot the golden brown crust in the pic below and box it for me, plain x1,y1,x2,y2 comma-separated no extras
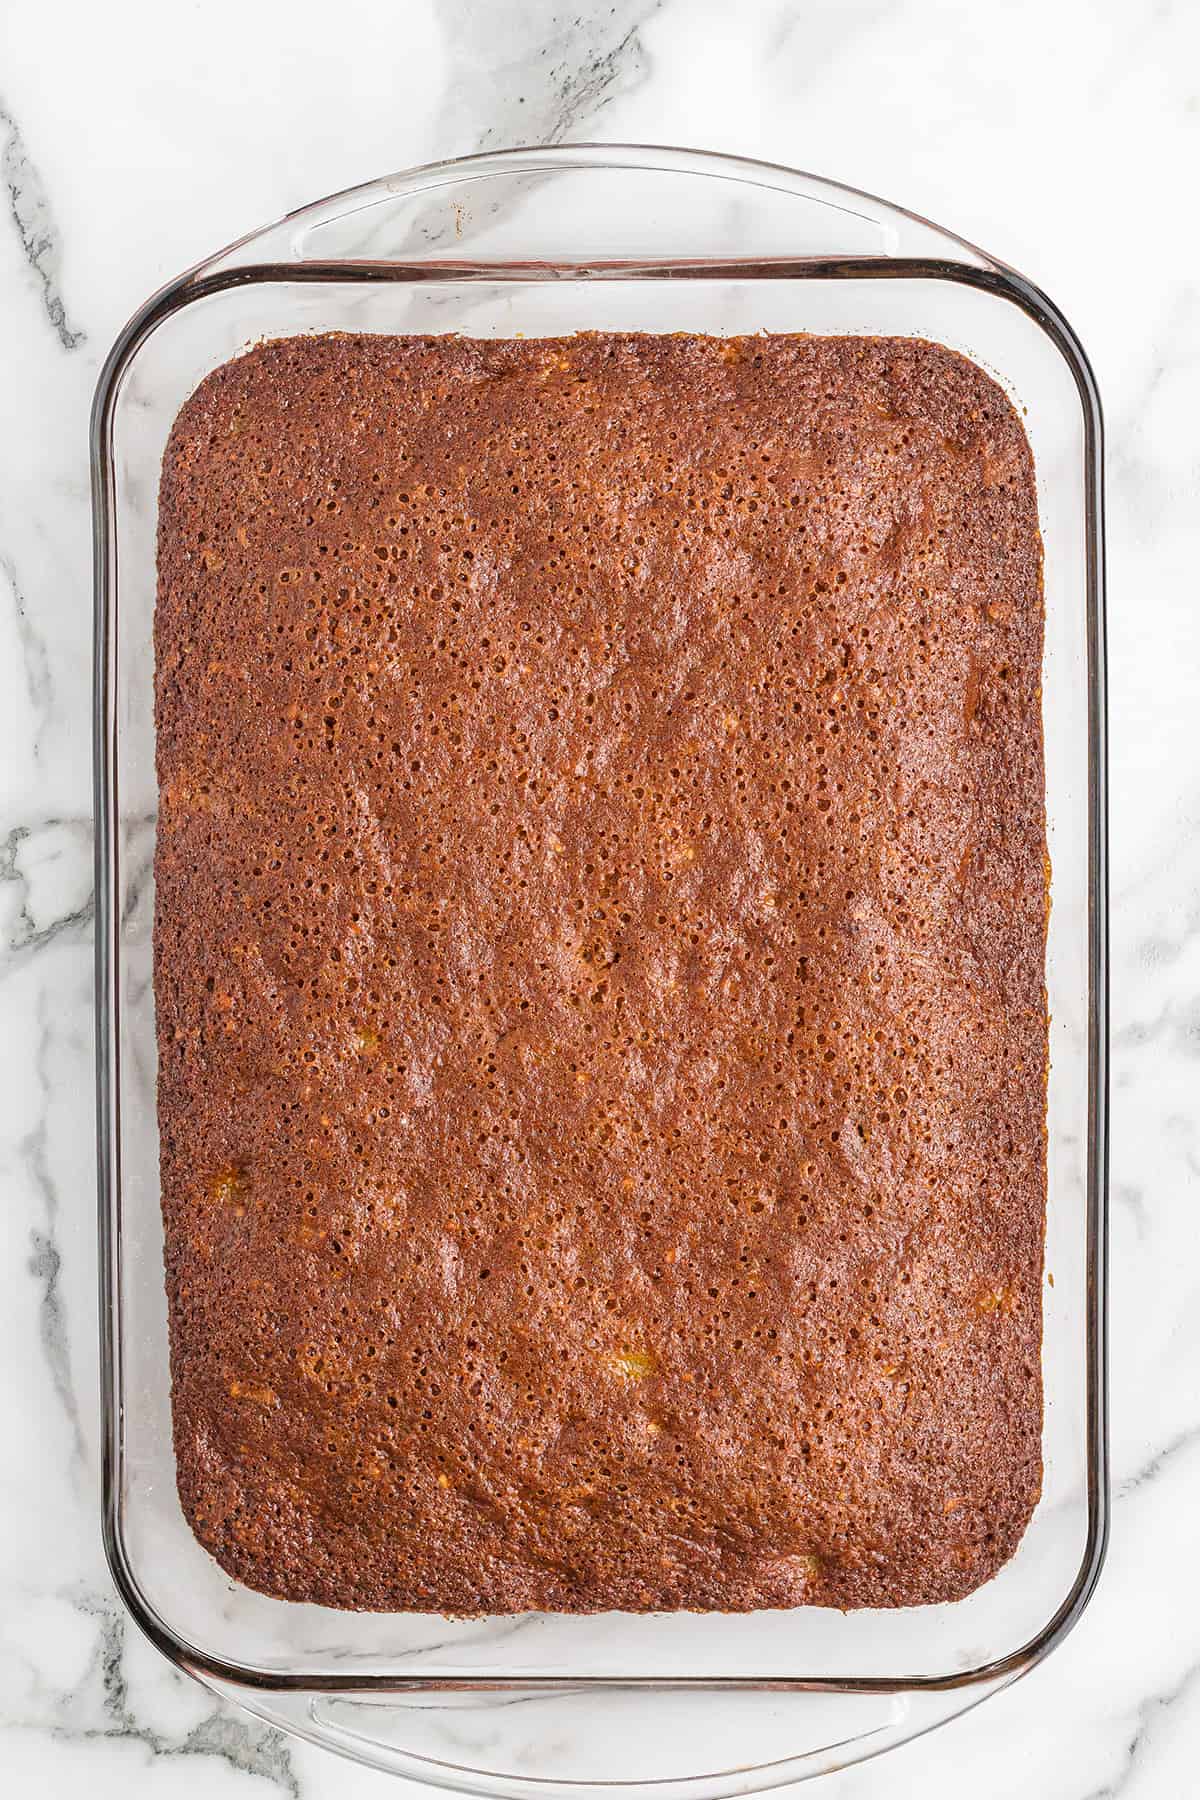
154,331,1046,1612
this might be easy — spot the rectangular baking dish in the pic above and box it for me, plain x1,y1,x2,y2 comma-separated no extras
93,146,1107,1793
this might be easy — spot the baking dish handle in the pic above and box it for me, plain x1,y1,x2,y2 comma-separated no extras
194,144,999,277
223,1676,1014,1796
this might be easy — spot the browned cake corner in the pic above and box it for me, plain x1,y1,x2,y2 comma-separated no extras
154,331,1046,1613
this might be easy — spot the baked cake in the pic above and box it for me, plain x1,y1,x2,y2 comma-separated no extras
154,331,1047,1612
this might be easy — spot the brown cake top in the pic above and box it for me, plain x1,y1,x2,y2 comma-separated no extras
155,331,1046,1613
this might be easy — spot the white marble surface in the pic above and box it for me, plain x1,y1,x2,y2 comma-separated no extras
1,0,1196,1792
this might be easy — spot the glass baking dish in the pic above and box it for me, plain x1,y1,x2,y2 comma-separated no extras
92,144,1108,1795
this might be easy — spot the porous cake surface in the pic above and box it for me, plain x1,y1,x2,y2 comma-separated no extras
154,331,1046,1612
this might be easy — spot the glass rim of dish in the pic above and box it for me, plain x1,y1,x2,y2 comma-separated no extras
92,141,1108,1707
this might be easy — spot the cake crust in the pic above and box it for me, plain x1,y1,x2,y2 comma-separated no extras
154,331,1047,1612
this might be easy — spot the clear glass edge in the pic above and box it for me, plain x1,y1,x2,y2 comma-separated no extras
90,145,1109,1703
188,143,1000,277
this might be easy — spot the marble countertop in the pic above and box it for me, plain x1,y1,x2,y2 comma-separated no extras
3,0,1196,1793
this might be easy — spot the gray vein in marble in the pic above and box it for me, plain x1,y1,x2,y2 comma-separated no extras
0,552,53,760
1112,1006,1169,1050
21,989,84,1464
0,817,94,975
1113,1181,1149,1240
1173,996,1200,1058
0,98,85,349
319,1684,587,1770
1076,1656,1200,1800
379,1610,541,1664
434,0,663,158
1161,1114,1200,1186
1137,908,1200,970
1112,997,1200,1059
1117,1422,1200,1501
119,812,157,935
537,10,663,146
350,6,665,289
4,1587,300,1796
